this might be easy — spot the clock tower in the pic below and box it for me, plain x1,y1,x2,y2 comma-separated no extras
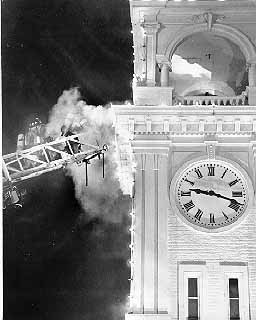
113,1,256,319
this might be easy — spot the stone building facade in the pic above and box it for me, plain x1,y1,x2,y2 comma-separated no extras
113,1,256,319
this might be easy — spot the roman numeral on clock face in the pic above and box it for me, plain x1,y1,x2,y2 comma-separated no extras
184,200,195,212
195,168,203,179
221,168,228,179
209,213,215,224
222,211,229,221
184,178,194,186
195,209,203,221
181,191,191,196
229,179,239,187
207,165,215,176
232,191,243,197
228,201,241,212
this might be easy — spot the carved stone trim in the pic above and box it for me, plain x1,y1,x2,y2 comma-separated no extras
141,22,161,35
205,141,218,160
192,12,225,31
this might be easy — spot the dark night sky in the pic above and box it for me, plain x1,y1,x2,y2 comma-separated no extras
2,1,133,319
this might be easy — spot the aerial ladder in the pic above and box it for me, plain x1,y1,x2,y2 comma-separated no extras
2,134,108,209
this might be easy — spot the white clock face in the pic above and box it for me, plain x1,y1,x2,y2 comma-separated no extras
175,160,249,230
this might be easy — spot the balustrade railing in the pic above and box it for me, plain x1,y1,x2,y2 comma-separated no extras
177,94,247,106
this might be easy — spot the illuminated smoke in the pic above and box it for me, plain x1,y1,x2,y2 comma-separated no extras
110,299,130,320
46,87,133,224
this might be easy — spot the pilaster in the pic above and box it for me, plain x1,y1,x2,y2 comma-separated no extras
248,86,256,106
128,146,169,316
247,62,256,105
141,22,160,86
248,62,256,87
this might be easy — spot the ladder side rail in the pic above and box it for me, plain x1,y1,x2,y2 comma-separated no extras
3,149,100,185
2,134,99,162
2,159,12,182
3,147,105,187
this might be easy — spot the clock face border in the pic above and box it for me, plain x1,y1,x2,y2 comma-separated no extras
169,157,253,233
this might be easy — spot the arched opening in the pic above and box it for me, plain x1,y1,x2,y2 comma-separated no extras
163,23,256,105
170,31,248,98
166,23,256,65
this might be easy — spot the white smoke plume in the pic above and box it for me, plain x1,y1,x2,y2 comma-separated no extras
46,88,132,224
110,300,130,320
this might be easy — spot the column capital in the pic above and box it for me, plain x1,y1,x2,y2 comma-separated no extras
135,153,147,171
141,22,161,35
160,62,172,71
246,61,256,70
156,54,170,64
156,54,172,74
246,58,256,66
153,154,160,170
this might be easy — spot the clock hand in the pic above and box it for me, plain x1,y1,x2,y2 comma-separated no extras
208,190,243,205
190,188,243,205
189,188,209,196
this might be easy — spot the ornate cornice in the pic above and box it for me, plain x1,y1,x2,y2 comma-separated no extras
112,105,256,137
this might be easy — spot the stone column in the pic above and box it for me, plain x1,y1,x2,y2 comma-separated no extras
160,63,171,87
142,22,160,87
248,62,256,86
248,62,256,106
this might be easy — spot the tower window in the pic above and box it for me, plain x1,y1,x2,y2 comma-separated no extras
188,278,199,320
229,278,240,320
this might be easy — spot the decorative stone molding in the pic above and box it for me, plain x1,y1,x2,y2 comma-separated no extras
163,120,169,133
112,105,256,136
129,119,135,133
141,22,161,36
146,118,152,132
192,12,225,31
156,54,171,66
177,94,247,107
235,119,241,132
205,141,218,159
